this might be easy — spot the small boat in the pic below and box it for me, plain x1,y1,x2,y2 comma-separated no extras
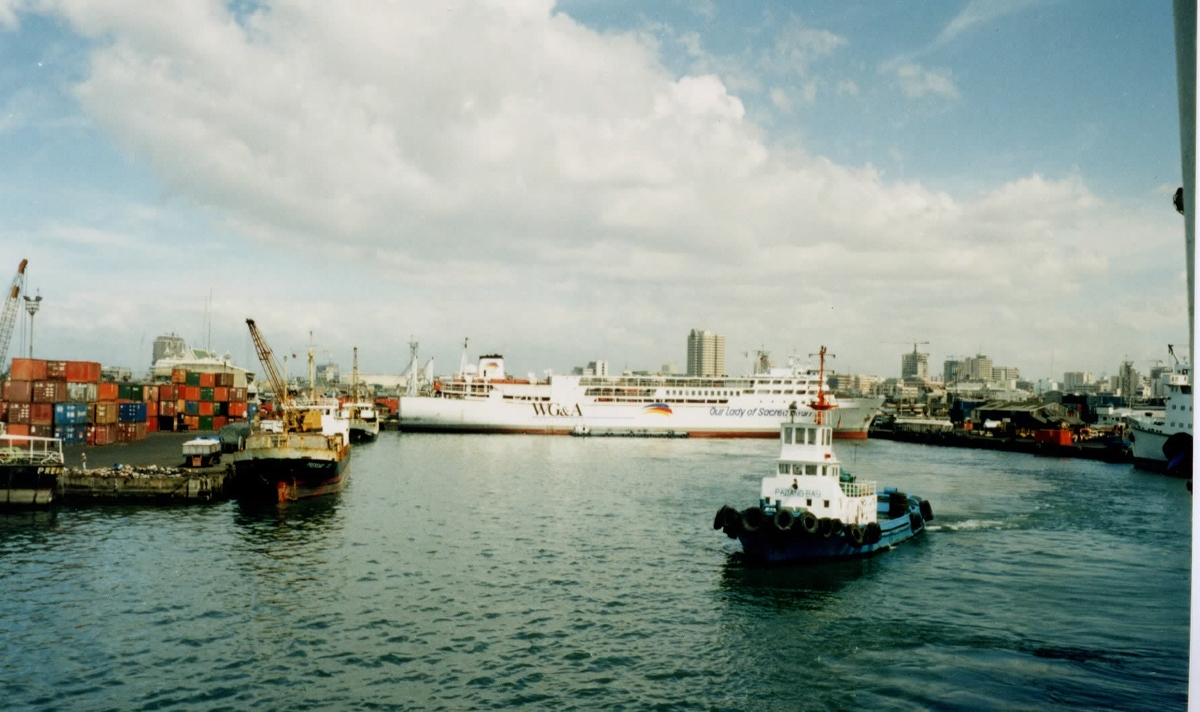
181,437,222,468
341,346,380,443
713,347,932,564
0,434,64,507
232,320,351,502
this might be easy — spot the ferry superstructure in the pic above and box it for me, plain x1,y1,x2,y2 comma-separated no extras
399,354,882,438
1128,350,1192,473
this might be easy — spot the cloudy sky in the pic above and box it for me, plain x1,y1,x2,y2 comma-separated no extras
0,0,1188,381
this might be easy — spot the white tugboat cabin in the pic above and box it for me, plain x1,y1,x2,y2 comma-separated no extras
762,419,876,527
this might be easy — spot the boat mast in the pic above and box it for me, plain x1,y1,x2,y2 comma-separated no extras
809,346,836,426
308,331,315,402
352,346,360,402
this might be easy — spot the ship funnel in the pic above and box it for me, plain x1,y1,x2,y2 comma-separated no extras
478,354,506,380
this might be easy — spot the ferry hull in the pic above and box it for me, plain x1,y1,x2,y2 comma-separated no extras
733,504,926,564
399,396,883,439
1,464,61,508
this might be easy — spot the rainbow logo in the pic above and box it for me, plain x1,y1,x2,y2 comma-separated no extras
643,403,673,416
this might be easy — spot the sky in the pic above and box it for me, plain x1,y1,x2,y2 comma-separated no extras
0,0,1189,382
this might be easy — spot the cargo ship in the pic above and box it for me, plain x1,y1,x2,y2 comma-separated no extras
231,320,351,502
1128,348,1192,474
0,434,64,507
399,353,882,438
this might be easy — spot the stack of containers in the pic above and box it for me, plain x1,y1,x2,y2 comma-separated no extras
171,369,250,431
2,358,100,445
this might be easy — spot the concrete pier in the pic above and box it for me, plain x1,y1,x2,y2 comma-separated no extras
57,432,233,504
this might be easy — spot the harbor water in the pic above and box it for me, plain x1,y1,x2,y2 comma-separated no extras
1,434,1189,710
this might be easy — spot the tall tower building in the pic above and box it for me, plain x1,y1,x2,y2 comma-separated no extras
900,348,929,381
152,333,186,365
687,329,726,377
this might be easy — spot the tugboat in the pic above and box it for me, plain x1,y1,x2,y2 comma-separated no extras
0,434,64,507
713,347,932,563
231,319,351,502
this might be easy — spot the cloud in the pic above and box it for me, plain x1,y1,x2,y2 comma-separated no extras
7,1,1185,378
937,0,1044,46
892,62,959,99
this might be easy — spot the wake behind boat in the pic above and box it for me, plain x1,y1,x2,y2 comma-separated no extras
230,319,351,502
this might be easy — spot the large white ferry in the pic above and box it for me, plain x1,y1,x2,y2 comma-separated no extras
1128,348,1191,474
398,354,883,439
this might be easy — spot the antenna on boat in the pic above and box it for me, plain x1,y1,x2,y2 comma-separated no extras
459,337,469,375
808,346,836,425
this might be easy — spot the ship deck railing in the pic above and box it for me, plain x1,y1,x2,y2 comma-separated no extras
0,435,65,466
839,481,876,497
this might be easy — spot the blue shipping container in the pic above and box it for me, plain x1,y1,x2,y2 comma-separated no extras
118,402,147,423
54,423,87,446
54,402,88,426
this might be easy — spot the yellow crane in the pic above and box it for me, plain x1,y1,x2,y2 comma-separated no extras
245,318,322,433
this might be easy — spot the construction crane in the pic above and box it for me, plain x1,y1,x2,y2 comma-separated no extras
246,318,320,433
0,259,28,374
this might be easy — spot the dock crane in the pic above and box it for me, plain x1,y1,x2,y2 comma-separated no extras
0,259,28,374
245,318,321,433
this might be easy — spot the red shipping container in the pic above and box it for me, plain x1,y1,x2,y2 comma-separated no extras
6,423,30,445
97,382,119,401
145,417,158,433
213,416,227,430
185,415,199,431
214,387,229,402
9,358,47,381
31,381,67,404
185,386,201,401
146,401,158,418
29,424,52,438
4,380,32,403
86,424,95,445
199,401,214,416
158,385,175,401
45,361,67,380
143,387,155,403
199,373,215,388
8,403,31,424
159,400,176,417
65,361,101,383
226,401,247,417
29,403,53,425
117,422,147,442
93,424,118,445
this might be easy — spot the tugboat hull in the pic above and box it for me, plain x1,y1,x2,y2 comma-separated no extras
231,432,351,502
1,464,61,507
735,504,925,564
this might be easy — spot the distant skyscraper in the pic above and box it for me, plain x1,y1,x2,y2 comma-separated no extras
943,359,963,384
687,329,726,377
963,354,993,382
901,349,929,381
152,333,186,365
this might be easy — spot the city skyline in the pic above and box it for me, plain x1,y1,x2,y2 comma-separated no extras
0,1,1187,378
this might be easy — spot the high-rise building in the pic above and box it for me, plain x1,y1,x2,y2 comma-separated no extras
901,348,929,381
152,333,186,365
963,354,993,382
1063,371,1094,391
686,329,726,377
943,359,963,384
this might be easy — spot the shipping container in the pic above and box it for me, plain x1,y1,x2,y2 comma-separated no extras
230,387,247,401
54,423,87,446
94,402,119,425
92,424,118,446
199,373,216,388
0,401,7,422
200,387,215,402
97,382,119,401
212,415,228,431
9,358,47,381
53,402,87,425
146,401,159,419
213,386,229,402
199,401,214,417
117,422,147,442
248,402,258,419
185,401,200,416
145,416,158,433
215,372,234,388
8,402,31,424
118,402,147,423
184,415,200,431
143,386,156,403
158,384,175,401
199,415,214,431
159,400,177,417
29,424,52,438
119,384,144,401
4,380,32,403
65,361,102,383
172,369,188,384
31,381,67,404
29,403,53,425
5,423,30,445
227,401,247,417
212,401,223,417
45,361,67,380
66,382,98,403
185,386,201,401
185,372,201,386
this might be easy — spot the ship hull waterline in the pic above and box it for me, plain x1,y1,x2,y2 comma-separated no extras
233,448,351,502
735,505,926,564
1,464,61,508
